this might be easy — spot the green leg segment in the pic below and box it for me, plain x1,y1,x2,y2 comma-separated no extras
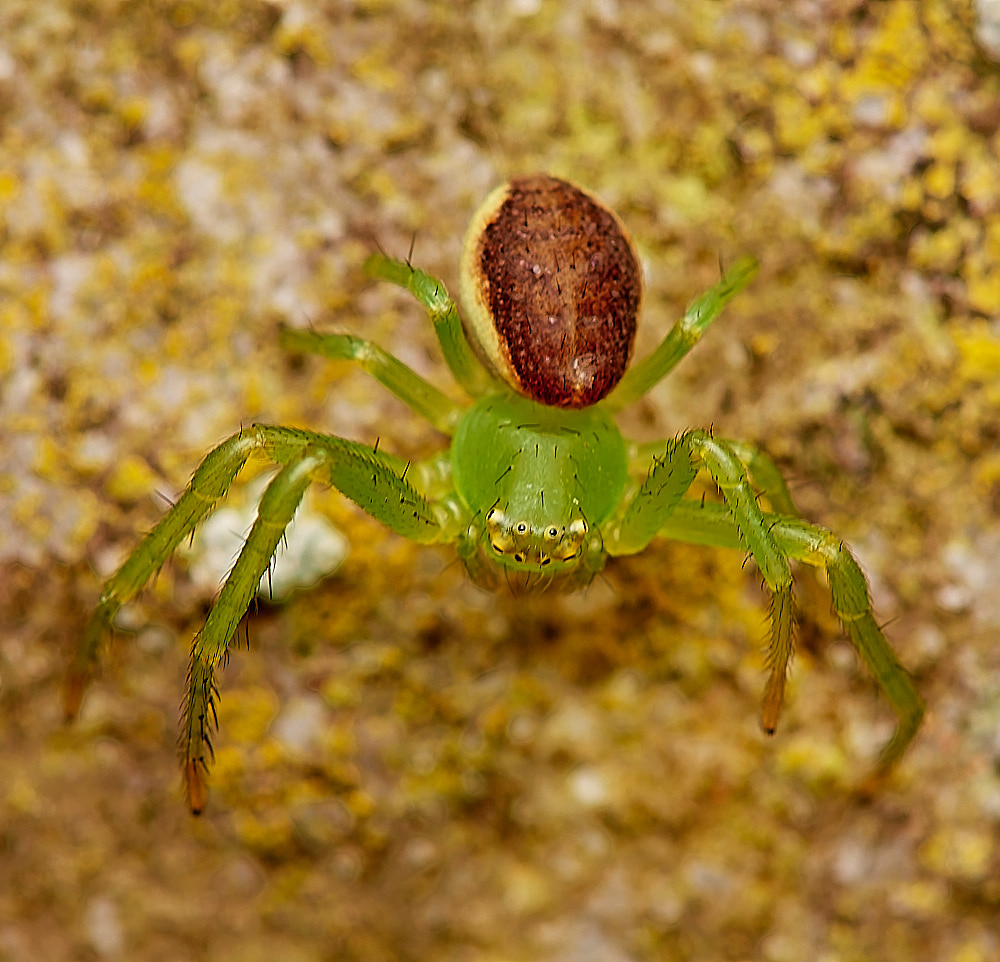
67,432,260,718
181,446,322,813
722,440,799,516
602,256,759,413
74,423,446,812
686,432,796,734
620,497,924,774
768,516,925,775
628,436,799,517
611,430,796,734
364,253,498,400
279,327,464,435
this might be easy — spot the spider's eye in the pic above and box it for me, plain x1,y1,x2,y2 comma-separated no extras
459,174,642,410
486,507,510,531
546,526,560,539
516,523,527,534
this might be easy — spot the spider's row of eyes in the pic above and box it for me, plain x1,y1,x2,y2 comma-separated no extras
485,507,588,542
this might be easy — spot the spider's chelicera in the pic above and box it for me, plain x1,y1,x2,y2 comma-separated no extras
71,174,924,812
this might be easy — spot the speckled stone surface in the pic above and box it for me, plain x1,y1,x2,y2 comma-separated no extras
2,2,999,960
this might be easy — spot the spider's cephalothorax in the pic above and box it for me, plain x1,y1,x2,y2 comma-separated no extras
73,173,924,813
450,391,626,592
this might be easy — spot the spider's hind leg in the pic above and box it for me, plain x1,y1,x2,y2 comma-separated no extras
602,257,759,412
363,252,497,399
279,327,464,435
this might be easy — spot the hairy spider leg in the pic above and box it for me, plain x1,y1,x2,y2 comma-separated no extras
687,432,797,732
364,253,499,400
67,431,261,719
606,431,798,738
181,445,322,813
602,256,759,413
651,499,924,774
630,436,799,517
72,424,446,812
279,327,465,434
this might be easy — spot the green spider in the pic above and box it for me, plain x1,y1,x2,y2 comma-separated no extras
71,174,924,813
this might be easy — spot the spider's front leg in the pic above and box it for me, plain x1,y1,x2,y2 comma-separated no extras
658,501,925,775
684,432,802,733
180,426,451,811
68,431,262,717
608,432,798,734
767,515,925,775
180,442,330,813
608,469,924,775
628,436,800,519
76,424,447,812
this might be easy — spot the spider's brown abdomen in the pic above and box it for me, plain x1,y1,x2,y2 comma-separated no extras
459,174,643,408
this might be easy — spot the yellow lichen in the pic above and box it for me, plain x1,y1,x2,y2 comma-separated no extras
218,686,281,745
952,323,1000,382
922,161,955,202
889,879,948,918
105,453,159,503
351,47,402,92
965,271,1000,316
951,942,994,962
274,19,334,66
233,808,296,855
920,826,993,882
0,168,20,202
959,150,1000,210
849,1,927,92
910,226,964,273
775,734,849,790
115,96,148,132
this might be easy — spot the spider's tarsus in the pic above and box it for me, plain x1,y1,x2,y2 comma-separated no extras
63,668,89,721
184,759,207,815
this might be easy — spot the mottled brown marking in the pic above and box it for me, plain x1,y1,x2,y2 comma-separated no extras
471,174,642,408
